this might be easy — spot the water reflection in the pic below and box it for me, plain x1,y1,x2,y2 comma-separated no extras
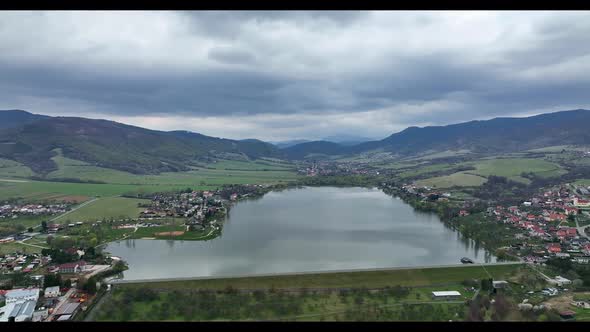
106,186,497,280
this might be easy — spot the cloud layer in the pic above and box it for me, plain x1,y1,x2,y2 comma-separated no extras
1,11,589,141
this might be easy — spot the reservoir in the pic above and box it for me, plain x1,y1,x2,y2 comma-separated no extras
105,186,496,280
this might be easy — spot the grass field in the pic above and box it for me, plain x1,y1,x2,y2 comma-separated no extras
466,158,566,182
207,159,296,171
0,151,300,201
416,171,487,188
397,163,455,179
53,197,150,222
95,283,469,321
93,264,524,321
0,241,43,255
0,158,34,179
118,264,523,290
406,150,471,161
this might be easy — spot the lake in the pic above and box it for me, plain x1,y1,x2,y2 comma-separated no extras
105,186,496,280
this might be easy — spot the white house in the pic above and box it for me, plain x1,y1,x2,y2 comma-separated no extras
44,286,60,298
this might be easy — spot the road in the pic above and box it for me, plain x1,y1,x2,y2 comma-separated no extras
49,197,99,222
576,218,590,241
47,287,76,321
111,261,524,285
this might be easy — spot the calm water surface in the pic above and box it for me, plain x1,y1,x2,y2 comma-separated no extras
106,186,496,280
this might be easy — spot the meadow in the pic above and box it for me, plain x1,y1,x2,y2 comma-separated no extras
53,197,150,223
94,284,468,321
415,172,487,188
93,264,524,321
466,158,566,183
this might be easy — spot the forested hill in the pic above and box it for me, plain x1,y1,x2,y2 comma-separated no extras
0,112,283,175
283,109,590,159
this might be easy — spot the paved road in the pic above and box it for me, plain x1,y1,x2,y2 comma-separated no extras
17,241,47,249
111,262,524,285
49,197,99,222
576,218,590,241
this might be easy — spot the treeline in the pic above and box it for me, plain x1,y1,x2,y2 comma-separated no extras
298,175,381,187
466,175,531,205
30,176,107,184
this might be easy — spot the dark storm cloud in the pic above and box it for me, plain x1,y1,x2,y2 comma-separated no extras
0,11,589,140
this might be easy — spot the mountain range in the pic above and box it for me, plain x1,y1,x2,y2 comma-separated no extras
0,111,281,175
282,109,590,159
1,109,589,175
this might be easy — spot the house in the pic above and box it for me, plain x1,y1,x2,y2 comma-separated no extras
459,210,470,217
57,261,88,274
565,206,579,215
547,244,562,253
44,286,60,298
31,308,48,322
493,281,509,289
431,291,462,301
554,276,572,286
574,197,590,209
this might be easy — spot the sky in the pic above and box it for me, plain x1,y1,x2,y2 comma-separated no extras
1,11,590,142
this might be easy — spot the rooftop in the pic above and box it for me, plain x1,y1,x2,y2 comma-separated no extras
432,291,461,297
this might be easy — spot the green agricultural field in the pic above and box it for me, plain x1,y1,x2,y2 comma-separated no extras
208,159,295,171
0,180,206,201
416,172,487,188
1,215,48,229
119,264,523,291
467,158,566,182
54,197,149,223
0,158,34,179
407,150,472,161
0,242,43,255
397,163,455,179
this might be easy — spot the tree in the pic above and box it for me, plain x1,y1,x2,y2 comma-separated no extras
44,274,63,288
568,214,576,223
493,294,511,319
27,227,34,233
83,277,98,294
41,221,48,232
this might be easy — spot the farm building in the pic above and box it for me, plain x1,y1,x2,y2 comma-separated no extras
431,291,462,301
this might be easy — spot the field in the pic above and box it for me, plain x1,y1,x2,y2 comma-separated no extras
0,167,300,202
92,264,523,321
0,158,34,179
94,284,468,321
118,264,523,291
416,172,487,188
0,150,300,202
466,158,566,182
397,163,455,179
53,197,150,222
0,241,43,255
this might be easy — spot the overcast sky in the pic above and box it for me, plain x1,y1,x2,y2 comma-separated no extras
1,11,590,141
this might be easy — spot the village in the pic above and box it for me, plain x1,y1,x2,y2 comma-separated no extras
0,203,71,220
396,181,590,260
